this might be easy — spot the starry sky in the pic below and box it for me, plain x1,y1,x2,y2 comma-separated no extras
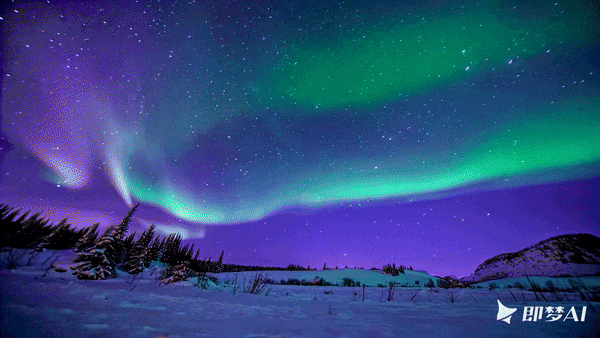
1,0,599,277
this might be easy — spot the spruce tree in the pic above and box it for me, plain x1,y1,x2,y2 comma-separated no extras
35,219,69,251
113,204,139,264
216,250,224,273
147,236,161,264
123,225,156,274
160,233,182,265
72,226,118,280
160,261,191,285
74,223,100,252
119,233,136,265
185,244,195,262
68,226,87,249
0,205,25,247
12,212,51,248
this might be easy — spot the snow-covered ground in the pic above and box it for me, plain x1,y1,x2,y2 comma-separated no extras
1,249,599,337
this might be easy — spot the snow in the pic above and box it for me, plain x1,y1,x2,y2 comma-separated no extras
472,276,600,290
217,268,440,287
461,234,600,283
1,249,599,337
462,263,600,283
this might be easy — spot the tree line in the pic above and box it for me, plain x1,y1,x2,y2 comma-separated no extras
0,203,312,283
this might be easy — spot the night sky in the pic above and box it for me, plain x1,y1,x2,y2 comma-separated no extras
1,0,599,277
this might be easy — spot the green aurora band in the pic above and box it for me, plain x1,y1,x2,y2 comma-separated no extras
268,1,596,109
126,97,600,224
113,1,600,224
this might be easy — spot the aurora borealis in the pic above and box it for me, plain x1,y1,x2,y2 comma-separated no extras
1,0,599,277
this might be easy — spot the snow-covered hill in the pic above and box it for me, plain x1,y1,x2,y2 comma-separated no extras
217,268,441,288
461,234,600,283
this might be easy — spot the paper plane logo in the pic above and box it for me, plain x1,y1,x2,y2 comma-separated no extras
497,300,518,324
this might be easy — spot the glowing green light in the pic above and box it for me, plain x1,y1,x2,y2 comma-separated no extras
267,4,594,109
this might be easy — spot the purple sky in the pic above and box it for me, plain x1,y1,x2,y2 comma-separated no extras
1,0,599,278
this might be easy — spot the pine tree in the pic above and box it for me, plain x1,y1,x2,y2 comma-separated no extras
113,204,139,264
72,226,118,280
160,261,191,285
160,233,182,265
147,236,161,264
216,250,224,273
122,225,156,274
177,243,191,263
0,205,26,247
68,226,88,249
186,244,195,262
35,219,69,251
74,223,100,252
12,212,52,248
119,233,136,264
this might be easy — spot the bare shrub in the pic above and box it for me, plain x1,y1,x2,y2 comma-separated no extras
410,290,419,302
387,282,396,301
232,275,239,295
243,272,270,294
25,250,41,266
448,291,456,303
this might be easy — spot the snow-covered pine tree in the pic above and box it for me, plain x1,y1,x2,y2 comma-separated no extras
74,223,100,252
160,261,191,285
72,226,118,280
113,204,139,264
122,225,156,275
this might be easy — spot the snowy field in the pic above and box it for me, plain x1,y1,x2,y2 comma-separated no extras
1,250,599,337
